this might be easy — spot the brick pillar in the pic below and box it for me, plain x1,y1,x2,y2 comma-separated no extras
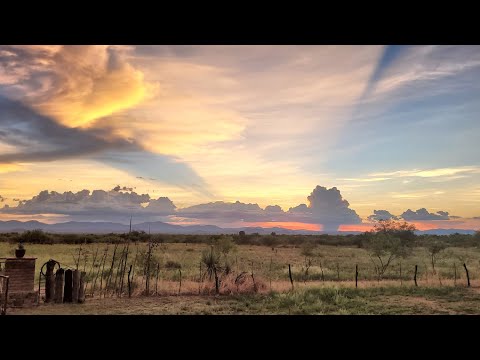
4,258,36,292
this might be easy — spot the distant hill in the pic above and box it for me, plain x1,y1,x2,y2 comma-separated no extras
0,220,476,236
415,229,476,235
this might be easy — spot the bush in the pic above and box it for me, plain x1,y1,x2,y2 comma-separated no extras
17,229,53,244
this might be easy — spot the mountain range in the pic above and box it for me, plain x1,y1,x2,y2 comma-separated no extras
0,220,475,236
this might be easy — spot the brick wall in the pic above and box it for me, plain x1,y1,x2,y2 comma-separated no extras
5,258,36,292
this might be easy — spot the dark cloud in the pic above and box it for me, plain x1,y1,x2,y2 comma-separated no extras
367,209,399,222
0,95,210,194
0,188,176,221
145,197,176,214
178,186,361,231
177,201,268,222
304,186,362,231
112,185,133,192
288,204,310,214
264,205,284,213
401,208,450,221
1,185,363,232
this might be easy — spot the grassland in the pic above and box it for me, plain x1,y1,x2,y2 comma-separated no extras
9,286,480,315
2,240,480,314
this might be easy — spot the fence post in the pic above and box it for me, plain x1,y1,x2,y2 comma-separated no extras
54,269,65,303
414,265,418,287
355,264,358,288
288,264,294,290
127,265,132,298
64,269,73,303
463,263,470,287
78,271,86,303
45,260,56,303
72,269,80,303
1,276,9,316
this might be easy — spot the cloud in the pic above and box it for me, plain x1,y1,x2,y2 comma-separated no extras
304,186,362,231
367,210,399,221
173,185,362,231
371,166,480,179
177,201,268,222
401,208,450,221
0,95,210,194
0,188,179,222
342,177,391,182
0,45,156,128
144,197,176,214
113,185,134,192
264,205,284,213
0,195,5,202
287,204,309,213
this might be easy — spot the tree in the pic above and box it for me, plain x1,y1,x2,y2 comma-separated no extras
363,232,413,279
372,219,416,241
425,239,448,274
239,231,246,237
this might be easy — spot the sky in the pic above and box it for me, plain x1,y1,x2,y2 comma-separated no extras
0,45,479,232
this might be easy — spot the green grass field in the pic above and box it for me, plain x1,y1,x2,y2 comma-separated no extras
2,242,480,314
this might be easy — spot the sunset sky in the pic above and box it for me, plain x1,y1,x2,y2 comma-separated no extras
1,45,479,231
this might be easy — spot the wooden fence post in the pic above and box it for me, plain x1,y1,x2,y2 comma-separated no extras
414,265,418,287
127,265,132,298
54,269,64,304
45,260,56,303
1,276,9,315
72,269,80,303
64,269,73,303
78,271,86,303
355,264,358,288
288,264,294,290
463,263,470,287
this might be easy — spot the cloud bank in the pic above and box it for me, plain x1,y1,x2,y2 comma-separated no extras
1,187,176,221
2,185,362,230
401,208,451,221
367,210,399,221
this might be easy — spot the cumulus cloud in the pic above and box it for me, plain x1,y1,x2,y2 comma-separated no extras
401,208,450,221
0,188,177,221
367,209,399,221
178,186,361,231
303,186,362,231
177,201,268,222
264,205,284,213
144,197,176,214
288,204,309,214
